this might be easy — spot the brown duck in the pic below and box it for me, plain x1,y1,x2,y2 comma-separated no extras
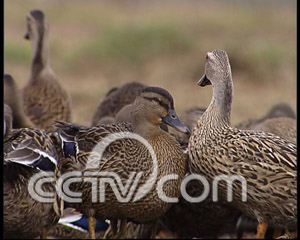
4,111,63,238
236,102,296,130
22,9,72,131
55,86,190,238
91,82,146,126
188,50,297,239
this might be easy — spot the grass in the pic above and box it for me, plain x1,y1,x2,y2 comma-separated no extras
4,0,296,126
65,23,195,67
4,42,31,63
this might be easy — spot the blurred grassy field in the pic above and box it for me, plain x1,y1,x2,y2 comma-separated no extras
4,0,296,127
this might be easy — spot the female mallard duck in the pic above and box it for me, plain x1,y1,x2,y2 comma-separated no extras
22,9,72,131
4,74,32,128
236,102,296,130
91,82,146,126
55,86,190,239
188,50,297,239
4,111,63,238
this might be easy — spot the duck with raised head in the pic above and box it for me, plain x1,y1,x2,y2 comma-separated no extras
4,74,32,128
4,111,63,239
188,50,297,239
55,86,190,239
22,9,72,131
91,82,146,126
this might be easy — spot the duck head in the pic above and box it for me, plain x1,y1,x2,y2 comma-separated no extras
24,9,46,41
197,50,231,87
132,87,190,135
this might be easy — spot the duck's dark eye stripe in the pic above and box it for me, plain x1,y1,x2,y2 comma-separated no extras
143,97,169,111
143,96,160,103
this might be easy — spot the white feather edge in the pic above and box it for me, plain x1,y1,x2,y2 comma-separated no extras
6,148,57,167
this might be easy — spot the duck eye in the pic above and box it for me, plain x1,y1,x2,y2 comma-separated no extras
171,114,176,119
152,97,161,104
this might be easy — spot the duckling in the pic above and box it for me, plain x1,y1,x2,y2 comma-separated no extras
55,86,190,239
22,9,72,130
4,121,63,238
4,74,32,128
236,103,296,130
188,50,296,239
91,82,146,126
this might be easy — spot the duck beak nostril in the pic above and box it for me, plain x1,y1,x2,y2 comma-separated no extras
162,109,190,135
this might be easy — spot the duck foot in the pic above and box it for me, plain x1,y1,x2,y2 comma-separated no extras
89,216,97,239
256,222,268,239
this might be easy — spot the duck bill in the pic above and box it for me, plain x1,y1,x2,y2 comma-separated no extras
197,74,211,87
162,109,190,135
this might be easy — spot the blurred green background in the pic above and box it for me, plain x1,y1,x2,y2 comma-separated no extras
4,0,296,126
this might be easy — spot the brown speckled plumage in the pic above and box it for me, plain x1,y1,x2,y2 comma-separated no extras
56,87,189,238
188,50,297,235
91,82,146,126
4,125,62,239
22,9,72,131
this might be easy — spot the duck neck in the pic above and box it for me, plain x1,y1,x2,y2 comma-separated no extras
205,76,233,126
31,25,50,79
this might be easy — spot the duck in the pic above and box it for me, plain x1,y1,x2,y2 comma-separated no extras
236,103,296,130
188,49,297,239
22,9,72,131
4,112,63,238
4,74,32,128
91,82,146,126
55,86,190,239
252,117,296,143
114,103,242,239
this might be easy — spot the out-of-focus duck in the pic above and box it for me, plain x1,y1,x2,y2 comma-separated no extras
22,9,72,130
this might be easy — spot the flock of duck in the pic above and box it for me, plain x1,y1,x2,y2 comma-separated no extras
4,9,297,239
